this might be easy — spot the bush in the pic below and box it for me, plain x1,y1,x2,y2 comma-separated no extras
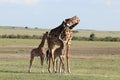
1,34,7,38
0,34,120,42
89,33,95,41
7,34,16,38
0,34,42,39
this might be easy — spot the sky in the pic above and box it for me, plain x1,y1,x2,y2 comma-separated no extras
0,0,120,31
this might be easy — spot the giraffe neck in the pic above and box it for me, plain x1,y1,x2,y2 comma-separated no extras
38,36,46,48
51,21,65,33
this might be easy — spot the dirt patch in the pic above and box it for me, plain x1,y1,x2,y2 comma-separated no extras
0,53,29,59
0,46,33,50
70,46,120,54
0,46,120,60
71,55,120,60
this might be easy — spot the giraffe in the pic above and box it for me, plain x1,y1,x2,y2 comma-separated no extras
46,34,65,73
28,32,48,73
47,16,80,73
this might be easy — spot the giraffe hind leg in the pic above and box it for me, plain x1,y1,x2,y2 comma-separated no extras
59,55,65,73
28,55,34,73
66,44,71,73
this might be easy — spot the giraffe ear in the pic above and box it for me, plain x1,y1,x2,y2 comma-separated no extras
46,32,48,34
62,20,66,27
61,20,65,24
63,20,66,23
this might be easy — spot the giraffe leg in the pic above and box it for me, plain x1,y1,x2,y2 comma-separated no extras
47,40,55,73
59,59,62,73
47,48,55,73
40,54,45,73
59,55,65,73
28,55,34,73
48,50,52,73
54,58,58,73
51,49,55,73
66,44,71,73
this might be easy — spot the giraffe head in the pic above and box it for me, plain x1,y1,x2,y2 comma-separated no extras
43,32,48,39
63,16,80,29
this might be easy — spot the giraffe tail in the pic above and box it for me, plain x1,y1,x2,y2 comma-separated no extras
46,50,49,64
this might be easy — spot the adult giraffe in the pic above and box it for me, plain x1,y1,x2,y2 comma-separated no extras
47,16,80,73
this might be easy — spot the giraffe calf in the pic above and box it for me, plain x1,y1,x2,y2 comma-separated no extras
28,32,48,73
54,49,65,73
46,49,65,73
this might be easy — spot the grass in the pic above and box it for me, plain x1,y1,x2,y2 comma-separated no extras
1,38,120,47
0,27,48,36
74,30,120,37
0,38,40,46
0,26,120,38
72,41,120,46
0,58,120,80
0,27,120,80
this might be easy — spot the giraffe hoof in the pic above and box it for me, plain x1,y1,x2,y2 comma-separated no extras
67,69,71,73
68,71,71,73
28,70,31,73
55,71,58,73
41,70,44,73
48,69,52,73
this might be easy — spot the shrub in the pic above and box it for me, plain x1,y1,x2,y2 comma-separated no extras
1,34,7,38
7,34,16,38
89,33,95,41
0,34,120,42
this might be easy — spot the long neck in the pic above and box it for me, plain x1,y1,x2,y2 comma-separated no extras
38,36,46,48
50,21,65,34
58,21,66,31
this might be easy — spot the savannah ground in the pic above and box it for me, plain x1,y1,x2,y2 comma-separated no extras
0,27,120,80
0,39,120,80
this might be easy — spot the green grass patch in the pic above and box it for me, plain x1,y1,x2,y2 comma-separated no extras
71,41,120,47
0,58,120,80
74,30,120,38
0,49,25,53
0,38,40,46
1,27,120,38
0,27,48,36
0,37,120,80
0,39,120,47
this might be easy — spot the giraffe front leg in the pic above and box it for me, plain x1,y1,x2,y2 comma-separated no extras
48,54,52,73
28,55,34,73
51,50,55,73
66,44,71,73
48,49,55,73
40,54,45,73
54,58,58,73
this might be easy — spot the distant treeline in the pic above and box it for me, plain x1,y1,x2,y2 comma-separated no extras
72,33,120,42
0,34,42,39
0,34,120,42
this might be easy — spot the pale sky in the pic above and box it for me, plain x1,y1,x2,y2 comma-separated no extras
0,0,120,31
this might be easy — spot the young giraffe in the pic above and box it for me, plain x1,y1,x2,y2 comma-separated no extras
47,16,80,73
28,32,48,73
